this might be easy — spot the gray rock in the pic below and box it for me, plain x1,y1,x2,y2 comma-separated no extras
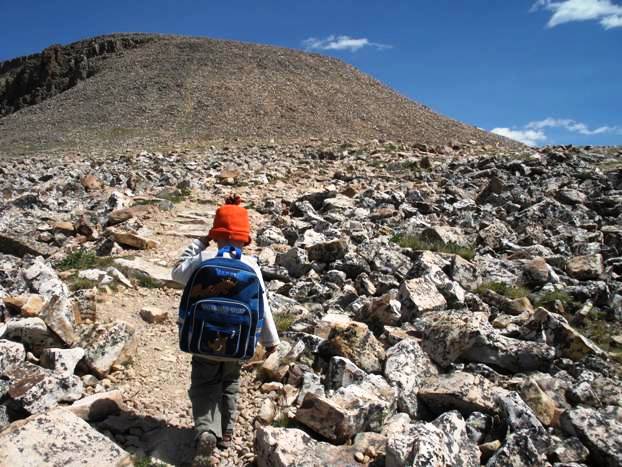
39,347,85,376
319,320,385,373
68,390,124,422
255,425,367,467
384,338,438,416
79,320,136,377
561,406,622,467
486,430,549,467
276,247,312,278
326,356,366,391
296,375,397,443
399,277,447,320
4,317,64,355
307,239,348,263
496,391,549,450
386,411,478,467
417,371,505,416
257,226,288,246
3,361,83,414
0,339,25,373
0,409,131,466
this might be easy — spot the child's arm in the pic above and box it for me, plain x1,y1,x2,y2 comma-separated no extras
171,239,207,286
256,270,280,349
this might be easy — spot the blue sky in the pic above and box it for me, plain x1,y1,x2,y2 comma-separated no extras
1,0,621,146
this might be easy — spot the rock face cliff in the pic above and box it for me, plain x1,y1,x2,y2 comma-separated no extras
0,33,518,155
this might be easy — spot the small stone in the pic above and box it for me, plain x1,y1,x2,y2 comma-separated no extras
139,306,168,323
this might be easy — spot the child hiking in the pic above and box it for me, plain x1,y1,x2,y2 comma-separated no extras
171,195,280,466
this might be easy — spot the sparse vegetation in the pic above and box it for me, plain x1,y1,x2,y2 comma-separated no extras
475,281,530,299
533,289,575,311
391,234,476,261
157,187,192,204
57,250,114,271
67,277,99,291
133,457,167,467
135,275,160,289
273,313,296,333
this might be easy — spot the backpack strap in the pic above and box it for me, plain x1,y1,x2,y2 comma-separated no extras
216,245,242,260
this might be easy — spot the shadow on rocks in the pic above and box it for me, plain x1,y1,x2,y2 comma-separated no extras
93,409,196,466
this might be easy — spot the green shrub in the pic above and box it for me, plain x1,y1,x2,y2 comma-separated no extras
391,234,476,261
57,250,114,272
475,281,530,299
273,313,296,333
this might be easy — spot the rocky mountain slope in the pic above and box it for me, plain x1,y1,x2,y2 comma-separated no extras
0,34,520,156
0,140,621,466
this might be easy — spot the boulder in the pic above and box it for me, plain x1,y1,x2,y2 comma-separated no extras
532,308,606,361
520,378,560,427
386,411,479,467
420,311,490,367
0,339,26,373
22,258,77,344
566,254,603,280
68,390,125,421
485,431,549,467
40,347,85,376
326,356,366,390
307,239,348,263
399,277,447,320
296,375,396,443
109,229,159,250
4,317,64,355
561,407,622,467
0,233,55,258
79,320,136,377
362,290,402,327
114,257,182,288
417,371,505,416
523,257,552,286
384,339,438,416
275,247,312,278
0,409,131,466
319,321,386,373
421,310,555,372
3,361,83,414
255,426,367,467
2,294,45,317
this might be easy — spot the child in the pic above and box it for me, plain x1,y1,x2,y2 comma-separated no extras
171,195,280,466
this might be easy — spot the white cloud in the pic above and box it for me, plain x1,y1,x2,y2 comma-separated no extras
302,35,392,52
532,0,622,29
491,127,547,146
492,117,621,146
526,117,621,135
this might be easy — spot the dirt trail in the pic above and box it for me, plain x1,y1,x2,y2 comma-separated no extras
96,197,273,466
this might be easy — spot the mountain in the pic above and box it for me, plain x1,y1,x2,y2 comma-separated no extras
0,33,519,155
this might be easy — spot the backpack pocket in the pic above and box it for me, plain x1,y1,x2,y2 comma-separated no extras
186,298,252,358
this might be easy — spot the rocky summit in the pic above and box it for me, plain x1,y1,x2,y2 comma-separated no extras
0,33,521,156
0,139,621,467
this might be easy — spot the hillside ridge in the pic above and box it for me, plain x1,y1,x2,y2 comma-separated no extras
0,33,519,155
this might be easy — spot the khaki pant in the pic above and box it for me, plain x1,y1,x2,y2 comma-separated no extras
188,356,241,439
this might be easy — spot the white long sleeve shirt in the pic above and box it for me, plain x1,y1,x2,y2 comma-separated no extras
171,239,280,347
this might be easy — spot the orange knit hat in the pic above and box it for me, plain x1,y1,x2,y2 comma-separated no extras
208,194,251,246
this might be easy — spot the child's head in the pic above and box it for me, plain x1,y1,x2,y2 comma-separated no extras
208,194,251,247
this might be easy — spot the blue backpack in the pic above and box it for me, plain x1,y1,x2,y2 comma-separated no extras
178,245,265,361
